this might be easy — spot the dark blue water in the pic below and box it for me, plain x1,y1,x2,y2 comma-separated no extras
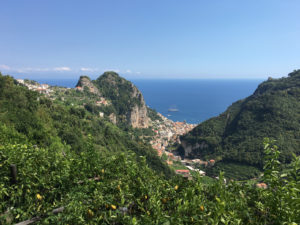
36,78,263,124
133,79,262,124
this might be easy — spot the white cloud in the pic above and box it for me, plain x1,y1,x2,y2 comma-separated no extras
24,67,50,72
54,67,71,71
80,67,92,72
13,67,51,73
35,68,51,72
0,65,74,73
80,67,98,72
125,69,132,73
0,64,10,70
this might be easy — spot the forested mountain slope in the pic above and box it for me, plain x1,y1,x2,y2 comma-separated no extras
179,70,300,174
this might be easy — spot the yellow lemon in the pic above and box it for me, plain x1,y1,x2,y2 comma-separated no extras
111,204,117,210
87,209,94,217
200,205,204,211
174,185,179,191
36,193,42,200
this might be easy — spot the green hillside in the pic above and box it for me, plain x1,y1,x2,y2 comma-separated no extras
179,70,300,178
0,72,299,224
0,73,173,178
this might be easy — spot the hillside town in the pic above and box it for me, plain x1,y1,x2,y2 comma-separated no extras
148,113,208,178
147,113,222,178
16,79,53,95
149,112,196,156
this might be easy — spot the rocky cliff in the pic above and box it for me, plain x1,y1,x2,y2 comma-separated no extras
127,102,148,128
76,76,101,95
80,71,149,128
126,83,149,128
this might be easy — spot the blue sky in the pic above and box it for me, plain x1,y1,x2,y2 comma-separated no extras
0,0,300,79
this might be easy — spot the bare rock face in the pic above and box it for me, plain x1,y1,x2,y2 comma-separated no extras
126,83,149,128
109,113,117,125
127,104,148,128
181,140,208,158
76,76,101,95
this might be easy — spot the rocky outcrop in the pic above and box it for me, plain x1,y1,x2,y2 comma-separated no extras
109,113,117,125
74,72,149,128
127,103,149,128
181,141,208,158
126,83,149,128
95,71,149,128
76,76,101,95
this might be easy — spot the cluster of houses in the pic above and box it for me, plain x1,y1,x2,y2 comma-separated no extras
180,158,216,176
175,170,192,180
150,113,196,156
181,158,215,167
16,79,53,96
95,97,110,106
148,113,213,178
75,86,83,91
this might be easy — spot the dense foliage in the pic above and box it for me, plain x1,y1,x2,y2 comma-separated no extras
1,125,299,224
179,70,300,178
1,72,300,224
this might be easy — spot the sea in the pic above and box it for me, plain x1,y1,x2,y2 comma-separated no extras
36,78,263,124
